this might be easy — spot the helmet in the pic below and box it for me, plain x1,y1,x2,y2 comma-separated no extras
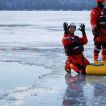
96,0,105,2
68,23,76,29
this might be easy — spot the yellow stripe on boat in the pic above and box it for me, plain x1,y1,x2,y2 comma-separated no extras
86,61,106,75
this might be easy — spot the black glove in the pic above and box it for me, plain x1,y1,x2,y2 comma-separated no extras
79,24,86,36
63,22,68,34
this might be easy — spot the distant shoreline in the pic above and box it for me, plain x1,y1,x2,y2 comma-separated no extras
0,9,90,11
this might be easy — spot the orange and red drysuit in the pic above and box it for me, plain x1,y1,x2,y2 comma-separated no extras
62,33,90,74
90,7,106,61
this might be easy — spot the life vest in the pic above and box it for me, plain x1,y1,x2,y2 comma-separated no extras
97,8,106,29
64,36,84,56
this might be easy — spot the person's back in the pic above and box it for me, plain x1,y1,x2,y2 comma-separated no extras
62,23,90,74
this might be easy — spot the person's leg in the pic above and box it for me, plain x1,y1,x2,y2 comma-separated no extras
65,60,80,73
102,41,106,61
82,55,90,65
76,64,86,74
65,59,82,74
94,42,101,62
79,55,90,74
65,59,71,73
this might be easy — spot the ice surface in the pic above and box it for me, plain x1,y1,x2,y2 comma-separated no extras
0,11,105,106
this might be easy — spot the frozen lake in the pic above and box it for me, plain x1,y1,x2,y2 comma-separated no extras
0,11,106,106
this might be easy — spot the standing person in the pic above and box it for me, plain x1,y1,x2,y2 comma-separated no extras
90,0,106,63
62,22,90,74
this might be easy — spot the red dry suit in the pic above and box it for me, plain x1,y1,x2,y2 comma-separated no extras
90,7,106,61
62,33,90,74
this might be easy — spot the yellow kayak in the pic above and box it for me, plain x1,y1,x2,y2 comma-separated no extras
86,61,106,75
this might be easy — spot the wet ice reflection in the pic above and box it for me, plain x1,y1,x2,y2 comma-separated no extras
63,74,106,106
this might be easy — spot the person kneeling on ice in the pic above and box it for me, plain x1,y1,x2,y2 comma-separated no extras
62,22,90,74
